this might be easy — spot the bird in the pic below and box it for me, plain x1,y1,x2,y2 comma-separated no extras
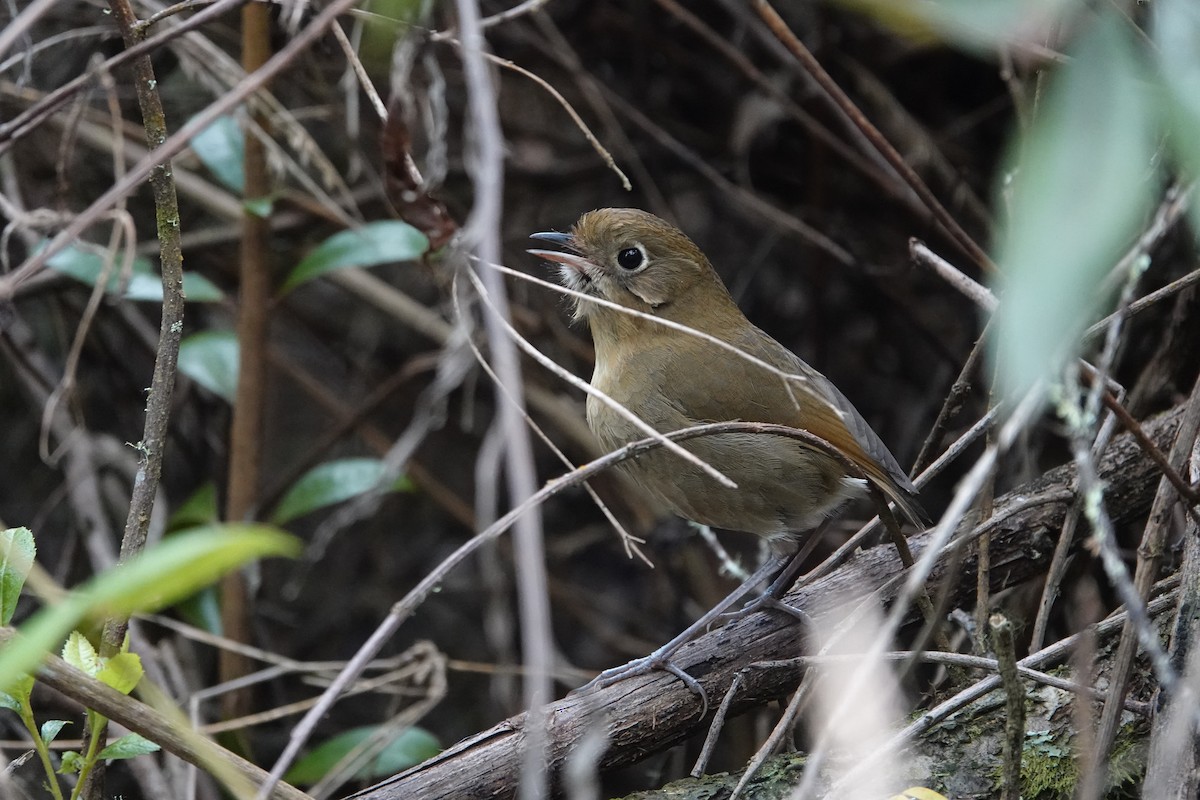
528,208,925,704
530,208,924,541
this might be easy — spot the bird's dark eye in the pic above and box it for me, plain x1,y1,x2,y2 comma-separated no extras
617,247,644,270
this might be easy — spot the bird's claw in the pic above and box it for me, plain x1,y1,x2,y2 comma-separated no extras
583,656,710,717
720,592,812,626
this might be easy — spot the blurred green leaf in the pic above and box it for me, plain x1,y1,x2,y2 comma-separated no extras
179,331,239,403
168,483,220,531
165,485,224,635
282,221,429,292
0,526,298,688
1154,0,1200,236
46,244,223,303
271,458,414,525
991,16,1157,401
98,733,160,760
0,674,34,706
0,527,35,626
190,114,245,193
40,719,69,745
285,725,441,786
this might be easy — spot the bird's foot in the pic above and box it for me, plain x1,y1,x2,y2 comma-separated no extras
725,590,812,626
583,654,709,716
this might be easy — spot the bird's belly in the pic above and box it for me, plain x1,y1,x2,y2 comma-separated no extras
588,394,860,538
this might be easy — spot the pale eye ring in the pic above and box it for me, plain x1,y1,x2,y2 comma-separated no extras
616,246,645,270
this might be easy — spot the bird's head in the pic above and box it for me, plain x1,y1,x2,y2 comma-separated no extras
530,208,723,324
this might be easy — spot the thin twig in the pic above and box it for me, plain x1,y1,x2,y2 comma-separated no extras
82,0,187,792
910,239,997,311
447,3,556,799
991,613,1024,800
430,0,554,40
690,672,745,777
751,0,995,275
754,650,1149,713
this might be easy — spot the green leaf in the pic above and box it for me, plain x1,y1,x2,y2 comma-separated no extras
284,725,441,786
98,733,161,760
80,525,298,616
97,652,143,695
40,719,69,745
45,244,223,303
59,750,83,774
270,458,414,525
0,527,35,626
990,16,1157,402
282,221,429,292
189,114,245,194
178,331,239,403
0,526,298,688
61,632,101,677
167,483,220,531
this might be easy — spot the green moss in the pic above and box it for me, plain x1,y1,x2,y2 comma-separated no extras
984,722,1148,800
1020,730,1078,799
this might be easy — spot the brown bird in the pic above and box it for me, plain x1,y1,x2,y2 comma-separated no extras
530,208,924,541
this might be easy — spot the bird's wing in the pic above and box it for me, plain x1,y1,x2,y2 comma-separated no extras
661,324,927,526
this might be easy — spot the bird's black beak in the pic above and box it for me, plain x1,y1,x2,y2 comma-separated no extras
528,230,596,275
529,231,572,247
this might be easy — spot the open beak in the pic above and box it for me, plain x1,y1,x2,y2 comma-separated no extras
527,231,596,275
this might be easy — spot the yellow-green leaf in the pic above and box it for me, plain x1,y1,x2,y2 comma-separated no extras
0,527,35,626
97,652,143,695
0,526,297,689
61,632,101,677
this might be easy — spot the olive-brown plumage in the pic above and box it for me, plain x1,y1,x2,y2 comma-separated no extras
532,208,923,539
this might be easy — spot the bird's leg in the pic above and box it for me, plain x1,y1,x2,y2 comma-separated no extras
723,519,833,623
578,555,787,714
